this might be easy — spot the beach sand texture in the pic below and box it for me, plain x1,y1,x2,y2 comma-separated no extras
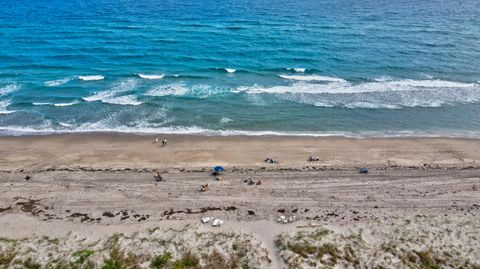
0,134,479,171
0,135,479,268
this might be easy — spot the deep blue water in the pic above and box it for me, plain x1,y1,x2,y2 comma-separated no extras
1,0,480,136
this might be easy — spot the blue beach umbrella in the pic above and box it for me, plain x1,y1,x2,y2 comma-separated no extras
214,166,225,172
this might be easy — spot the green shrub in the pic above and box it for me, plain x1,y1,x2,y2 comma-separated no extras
22,258,42,269
72,249,94,268
101,246,140,269
151,252,172,269
0,249,16,266
316,243,339,266
170,252,199,269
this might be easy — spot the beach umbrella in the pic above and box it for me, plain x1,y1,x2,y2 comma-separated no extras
214,166,225,173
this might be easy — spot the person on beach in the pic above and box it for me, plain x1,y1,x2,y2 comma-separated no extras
162,139,167,147
154,172,163,182
154,136,158,143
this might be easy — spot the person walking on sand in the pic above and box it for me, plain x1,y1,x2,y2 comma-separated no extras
162,139,167,147
154,136,158,144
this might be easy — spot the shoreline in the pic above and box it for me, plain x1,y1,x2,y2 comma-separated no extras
1,129,480,139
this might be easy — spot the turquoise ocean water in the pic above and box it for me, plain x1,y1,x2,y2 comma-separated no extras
1,0,479,136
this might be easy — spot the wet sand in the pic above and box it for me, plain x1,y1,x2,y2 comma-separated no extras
0,134,479,172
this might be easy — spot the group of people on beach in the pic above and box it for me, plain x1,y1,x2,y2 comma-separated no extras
154,136,167,147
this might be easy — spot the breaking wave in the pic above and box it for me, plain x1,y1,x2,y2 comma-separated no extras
0,84,20,96
145,83,227,98
1,123,479,139
0,100,14,114
286,68,306,72
145,84,188,97
138,73,165,80
83,79,142,105
279,75,346,82
44,77,72,86
33,101,80,107
239,79,480,108
54,101,80,107
78,75,105,81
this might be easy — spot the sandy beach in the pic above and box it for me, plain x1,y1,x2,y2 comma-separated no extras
0,134,479,171
0,134,479,268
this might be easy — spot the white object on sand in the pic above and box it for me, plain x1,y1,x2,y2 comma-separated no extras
277,215,297,224
212,219,224,227
201,216,214,224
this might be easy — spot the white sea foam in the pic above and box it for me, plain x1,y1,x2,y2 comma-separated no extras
32,102,51,106
59,122,74,127
1,123,479,139
239,79,480,108
220,117,233,124
33,101,80,107
103,95,142,106
225,68,236,73
242,79,478,94
279,75,346,82
313,101,401,109
138,73,165,80
343,102,401,109
44,77,72,87
287,68,306,73
374,76,393,82
145,84,188,97
145,84,225,98
54,101,80,107
0,100,14,114
0,84,20,96
83,79,142,105
78,75,105,81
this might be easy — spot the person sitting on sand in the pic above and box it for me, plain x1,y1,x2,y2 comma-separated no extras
265,157,278,164
200,184,209,192
256,180,262,185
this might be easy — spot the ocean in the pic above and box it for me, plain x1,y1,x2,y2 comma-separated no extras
0,0,479,137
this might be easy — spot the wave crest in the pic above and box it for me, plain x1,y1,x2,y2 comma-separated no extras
138,73,165,80
239,79,480,108
78,75,105,81
83,79,142,105
0,100,14,114
44,77,72,87
279,75,346,82
145,84,188,97
0,84,20,96
286,68,306,73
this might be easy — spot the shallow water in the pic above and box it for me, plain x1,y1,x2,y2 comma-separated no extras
0,0,479,136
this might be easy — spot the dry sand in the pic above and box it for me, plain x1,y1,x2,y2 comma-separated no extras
0,134,479,268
